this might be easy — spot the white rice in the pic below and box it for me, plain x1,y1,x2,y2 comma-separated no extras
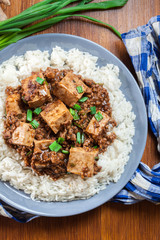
0,47,135,201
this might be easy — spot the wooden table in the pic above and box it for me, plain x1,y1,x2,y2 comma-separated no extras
0,0,160,239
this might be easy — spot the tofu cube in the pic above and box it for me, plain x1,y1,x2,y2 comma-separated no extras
40,100,73,134
6,93,22,116
86,111,110,138
67,147,98,178
21,73,52,108
53,72,89,107
11,122,35,147
34,139,54,150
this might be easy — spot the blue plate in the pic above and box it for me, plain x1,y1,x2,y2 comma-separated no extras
0,34,147,217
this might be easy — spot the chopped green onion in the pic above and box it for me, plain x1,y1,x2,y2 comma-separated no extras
27,109,32,122
62,150,69,154
44,79,48,85
76,86,83,93
77,132,81,144
79,97,88,103
36,77,44,85
49,141,62,152
26,151,32,156
58,137,65,144
73,104,81,111
95,156,99,160
73,122,83,129
69,108,80,120
81,133,85,144
30,119,39,129
90,106,96,115
22,96,27,104
95,112,103,122
33,107,42,115
93,146,98,149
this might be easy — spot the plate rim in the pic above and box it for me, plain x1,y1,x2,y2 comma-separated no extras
0,33,148,217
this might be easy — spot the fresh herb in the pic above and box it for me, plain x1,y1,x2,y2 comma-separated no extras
79,97,88,103
22,96,27,104
49,141,62,152
76,86,83,93
95,156,99,160
36,77,44,85
93,146,98,149
30,119,39,129
62,150,69,154
77,132,81,144
81,133,85,144
73,122,83,129
90,106,96,115
58,137,65,144
44,79,48,85
26,151,32,156
27,109,32,122
33,107,42,115
95,112,103,122
69,108,80,120
73,104,81,111
0,0,128,51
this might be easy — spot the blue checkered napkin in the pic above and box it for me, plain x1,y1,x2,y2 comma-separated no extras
1,16,160,222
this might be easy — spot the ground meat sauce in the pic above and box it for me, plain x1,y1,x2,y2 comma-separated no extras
3,67,117,180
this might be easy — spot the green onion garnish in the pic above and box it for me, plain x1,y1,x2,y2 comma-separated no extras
22,96,27,103
62,150,69,154
27,109,32,122
93,146,98,149
26,151,32,156
73,122,83,129
36,77,44,85
95,156,99,160
49,141,62,152
69,108,80,120
79,97,88,103
81,133,85,144
73,104,81,111
90,106,96,115
76,86,83,93
33,107,42,115
44,79,48,85
30,119,39,129
58,137,65,144
77,132,81,144
95,112,103,122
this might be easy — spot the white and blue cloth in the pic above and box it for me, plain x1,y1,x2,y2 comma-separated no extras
0,15,160,222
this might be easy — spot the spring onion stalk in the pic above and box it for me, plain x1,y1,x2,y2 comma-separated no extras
33,107,42,115
36,77,44,84
79,97,88,102
30,119,39,129
58,137,65,144
0,0,128,50
95,112,103,121
27,109,32,122
49,141,62,152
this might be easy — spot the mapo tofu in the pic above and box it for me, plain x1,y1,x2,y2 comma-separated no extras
11,122,35,147
21,72,52,108
40,100,73,134
67,147,99,178
53,72,89,107
3,67,116,180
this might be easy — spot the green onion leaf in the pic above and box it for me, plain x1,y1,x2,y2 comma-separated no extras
76,86,83,93
62,150,69,154
73,104,81,111
22,96,27,104
81,133,85,144
95,112,103,122
58,137,65,144
69,108,80,120
93,146,98,149
36,77,44,85
26,151,32,156
73,122,83,129
77,132,81,144
95,156,99,160
90,106,96,115
30,119,39,129
27,109,32,122
79,97,88,103
49,141,62,152
33,107,42,115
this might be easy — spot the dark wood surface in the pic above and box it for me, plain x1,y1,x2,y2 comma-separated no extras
0,0,160,239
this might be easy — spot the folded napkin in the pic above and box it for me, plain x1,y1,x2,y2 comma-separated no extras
0,15,160,222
